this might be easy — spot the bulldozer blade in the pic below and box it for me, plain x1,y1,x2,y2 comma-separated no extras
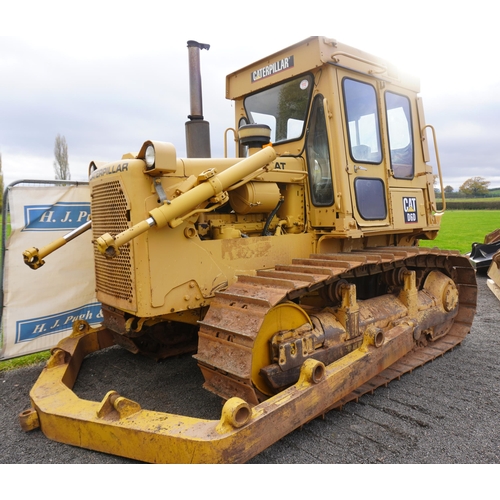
20,318,415,463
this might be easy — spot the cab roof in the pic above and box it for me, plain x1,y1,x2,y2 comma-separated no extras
226,36,420,100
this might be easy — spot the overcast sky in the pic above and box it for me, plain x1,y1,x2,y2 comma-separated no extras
1,1,499,191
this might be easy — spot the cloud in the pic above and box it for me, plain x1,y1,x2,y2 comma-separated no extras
423,85,500,186
0,39,193,184
2,30,500,193
1,36,280,186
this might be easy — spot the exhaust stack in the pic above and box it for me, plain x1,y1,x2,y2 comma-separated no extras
185,40,211,158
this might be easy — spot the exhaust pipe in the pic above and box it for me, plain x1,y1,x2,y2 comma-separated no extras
185,40,211,158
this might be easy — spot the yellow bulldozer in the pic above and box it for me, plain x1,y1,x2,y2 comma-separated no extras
19,37,477,463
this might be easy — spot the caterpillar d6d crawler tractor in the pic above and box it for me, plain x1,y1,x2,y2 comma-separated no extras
20,37,477,463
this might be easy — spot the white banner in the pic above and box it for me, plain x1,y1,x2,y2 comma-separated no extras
1,184,101,359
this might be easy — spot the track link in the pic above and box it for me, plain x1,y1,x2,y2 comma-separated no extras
196,247,477,407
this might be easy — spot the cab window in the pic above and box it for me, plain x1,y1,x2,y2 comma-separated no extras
306,95,334,206
244,75,313,144
385,92,414,179
343,78,382,164
354,178,387,220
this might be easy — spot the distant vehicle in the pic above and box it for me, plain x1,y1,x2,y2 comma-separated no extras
469,229,500,271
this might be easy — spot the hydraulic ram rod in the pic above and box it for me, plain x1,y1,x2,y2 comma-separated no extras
23,220,92,270
96,146,277,258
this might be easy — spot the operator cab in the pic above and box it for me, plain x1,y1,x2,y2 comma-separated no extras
227,36,439,243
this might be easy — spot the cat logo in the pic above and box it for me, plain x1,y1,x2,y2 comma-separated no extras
403,197,418,223
252,56,294,83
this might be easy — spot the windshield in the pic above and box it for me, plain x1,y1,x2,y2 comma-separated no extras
244,75,313,143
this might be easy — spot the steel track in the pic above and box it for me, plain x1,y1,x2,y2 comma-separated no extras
196,247,477,408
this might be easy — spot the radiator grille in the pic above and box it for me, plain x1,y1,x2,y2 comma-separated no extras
91,180,135,305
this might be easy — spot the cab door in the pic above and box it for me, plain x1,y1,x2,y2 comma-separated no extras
337,70,390,228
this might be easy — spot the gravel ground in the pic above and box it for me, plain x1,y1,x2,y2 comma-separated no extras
1,274,499,464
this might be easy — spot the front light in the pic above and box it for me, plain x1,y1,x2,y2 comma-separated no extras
145,144,155,169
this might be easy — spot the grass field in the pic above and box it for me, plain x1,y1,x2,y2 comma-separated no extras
419,210,499,254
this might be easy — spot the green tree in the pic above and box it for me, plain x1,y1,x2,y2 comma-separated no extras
54,134,70,180
459,176,490,197
0,152,3,213
444,185,454,194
